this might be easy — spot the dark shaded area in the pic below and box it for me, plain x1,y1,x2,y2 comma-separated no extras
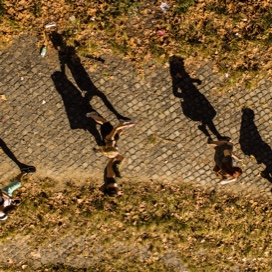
51,71,103,145
169,56,229,140
50,32,128,119
239,108,272,182
50,32,130,145
0,138,36,172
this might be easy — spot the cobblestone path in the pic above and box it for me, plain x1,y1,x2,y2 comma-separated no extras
0,35,271,270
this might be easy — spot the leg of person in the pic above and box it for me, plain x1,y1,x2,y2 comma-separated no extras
1,173,26,197
86,112,108,125
208,140,233,147
118,118,133,124
206,120,231,141
100,158,115,193
105,158,123,196
112,154,125,178
198,122,211,138
106,158,116,179
104,123,135,144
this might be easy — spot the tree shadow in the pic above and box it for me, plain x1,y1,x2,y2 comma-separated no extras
0,138,36,172
239,107,272,182
49,31,129,120
169,56,229,140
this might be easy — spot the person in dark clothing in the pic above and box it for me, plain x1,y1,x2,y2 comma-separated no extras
100,155,124,196
209,139,243,184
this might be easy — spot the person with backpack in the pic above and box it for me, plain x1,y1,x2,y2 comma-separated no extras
0,167,36,220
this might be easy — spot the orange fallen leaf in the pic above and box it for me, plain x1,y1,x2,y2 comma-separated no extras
0,94,7,100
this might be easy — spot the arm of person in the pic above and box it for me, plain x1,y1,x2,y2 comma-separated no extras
105,123,133,144
231,153,243,162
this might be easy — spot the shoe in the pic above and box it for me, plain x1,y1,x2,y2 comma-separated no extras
119,118,133,125
119,121,135,127
20,166,36,174
218,136,231,142
0,214,7,220
86,111,98,117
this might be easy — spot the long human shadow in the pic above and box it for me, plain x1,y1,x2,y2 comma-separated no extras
51,71,103,146
239,108,272,182
49,31,128,120
169,56,229,140
0,138,36,171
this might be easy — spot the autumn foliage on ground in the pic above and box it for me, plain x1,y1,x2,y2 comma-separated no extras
0,0,271,83
0,178,271,271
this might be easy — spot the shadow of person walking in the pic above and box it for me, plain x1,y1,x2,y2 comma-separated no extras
49,31,129,120
239,107,272,182
169,56,229,141
51,71,103,145
0,138,36,173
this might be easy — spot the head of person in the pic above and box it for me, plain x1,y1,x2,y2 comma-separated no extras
232,167,242,178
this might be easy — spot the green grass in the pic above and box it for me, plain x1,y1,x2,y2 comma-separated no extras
0,0,5,18
0,0,271,90
174,0,195,13
0,178,271,271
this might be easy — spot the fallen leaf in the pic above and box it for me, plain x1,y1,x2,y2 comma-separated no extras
0,94,7,100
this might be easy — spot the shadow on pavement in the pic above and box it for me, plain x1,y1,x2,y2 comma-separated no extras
239,107,272,182
50,32,130,145
51,71,103,145
0,138,36,172
169,56,229,141
50,31,128,120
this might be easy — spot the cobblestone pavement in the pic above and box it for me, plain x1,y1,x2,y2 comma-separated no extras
0,234,187,271
0,35,271,270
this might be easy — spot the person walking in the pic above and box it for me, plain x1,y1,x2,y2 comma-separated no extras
0,167,36,220
86,112,135,158
208,139,243,184
100,155,124,196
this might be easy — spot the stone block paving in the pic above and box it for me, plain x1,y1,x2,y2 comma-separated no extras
0,235,187,271
0,35,271,195
0,35,271,269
